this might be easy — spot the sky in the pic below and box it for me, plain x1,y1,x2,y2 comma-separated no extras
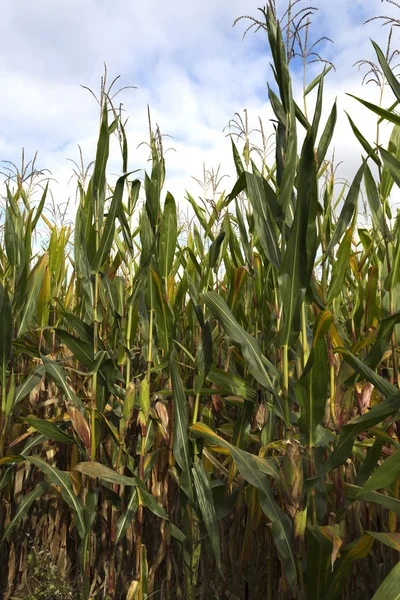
0,0,399,226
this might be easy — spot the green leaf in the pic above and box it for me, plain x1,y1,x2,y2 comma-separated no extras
193,321,213,395
17,255,46,337
345,112,381,167
91,103,110,225
159,192,178,281
277,128,318,347
192,457,222,572
170,352,194,501
116,488,138,545
235,200,252,266
309,390,400,484
32,183,48,230
13,366,42,405
347,93,400,127
317,100,337,166
304,65,333,96
41,354,83,409
381,124,400,202
4,203,19,267
295,102,310,130
230,138,245,177
0,282,12,375
372,40,400,103
335,347,397,397
325,162,365,255
233,172,281,270
354,438,385,489
268,85,287,126
367,531,400,552
266,8,291,113
208,231,225,270
310,70,325,140
27,456,86,539
338,482,400,514
297,312,332,445
365,310,400,368
24,416,75,445
380,145,400,193
359,450,400,494
144,136,164,231
54,329,94,366
191,422,297,589
1,481,49,542
83,486,98,534
305,525,340,600
185,192,207,230
138,486,167,519
207,367,257,402
327,226,353,303
92,172,133,271
326,535,374,600
201,292,284,420
385,224,400,290
277,94,297,216
21,434,46,457
364,164,388,240
60,309,94,344
371,562,400,600
137,485,185,542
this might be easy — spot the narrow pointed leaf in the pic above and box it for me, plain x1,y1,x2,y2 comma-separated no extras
346,112,381,167
191,422,297,589
347,93,400,127
201,292,284,419
27,456,86,539
1,481,49,542
359,450,400,494
170,352,194,501
24,416,75,445
325,162,365,255
41,354,83,409
159,192,178,281
371,562,400,600
193,457,222,572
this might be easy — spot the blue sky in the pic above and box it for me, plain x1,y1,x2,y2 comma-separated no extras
0,0,399,221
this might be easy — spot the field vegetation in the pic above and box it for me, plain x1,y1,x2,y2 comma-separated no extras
1,1,400,598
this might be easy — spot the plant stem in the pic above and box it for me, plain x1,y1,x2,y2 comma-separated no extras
282,344,290,439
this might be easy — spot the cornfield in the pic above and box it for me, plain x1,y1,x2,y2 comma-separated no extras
1,3,400,599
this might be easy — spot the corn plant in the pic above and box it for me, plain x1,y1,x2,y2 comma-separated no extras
1,4,400,600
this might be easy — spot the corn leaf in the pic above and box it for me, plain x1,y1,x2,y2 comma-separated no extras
27,456,86,539
192,457,222,572
170,352,194,501
1,481,49,542
191,422,297,589
371,562,400,600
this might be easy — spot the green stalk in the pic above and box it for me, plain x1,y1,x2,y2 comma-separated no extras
136,270,154,579
282,343,290,439
309,447,317,526
301,302,309,369
126,258,134,388
327,334,338,430
91,272,99,461
0,363,6,457
384,238,399,386
192,393,201,426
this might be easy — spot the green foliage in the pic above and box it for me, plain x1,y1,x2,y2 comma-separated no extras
1,4,400,600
